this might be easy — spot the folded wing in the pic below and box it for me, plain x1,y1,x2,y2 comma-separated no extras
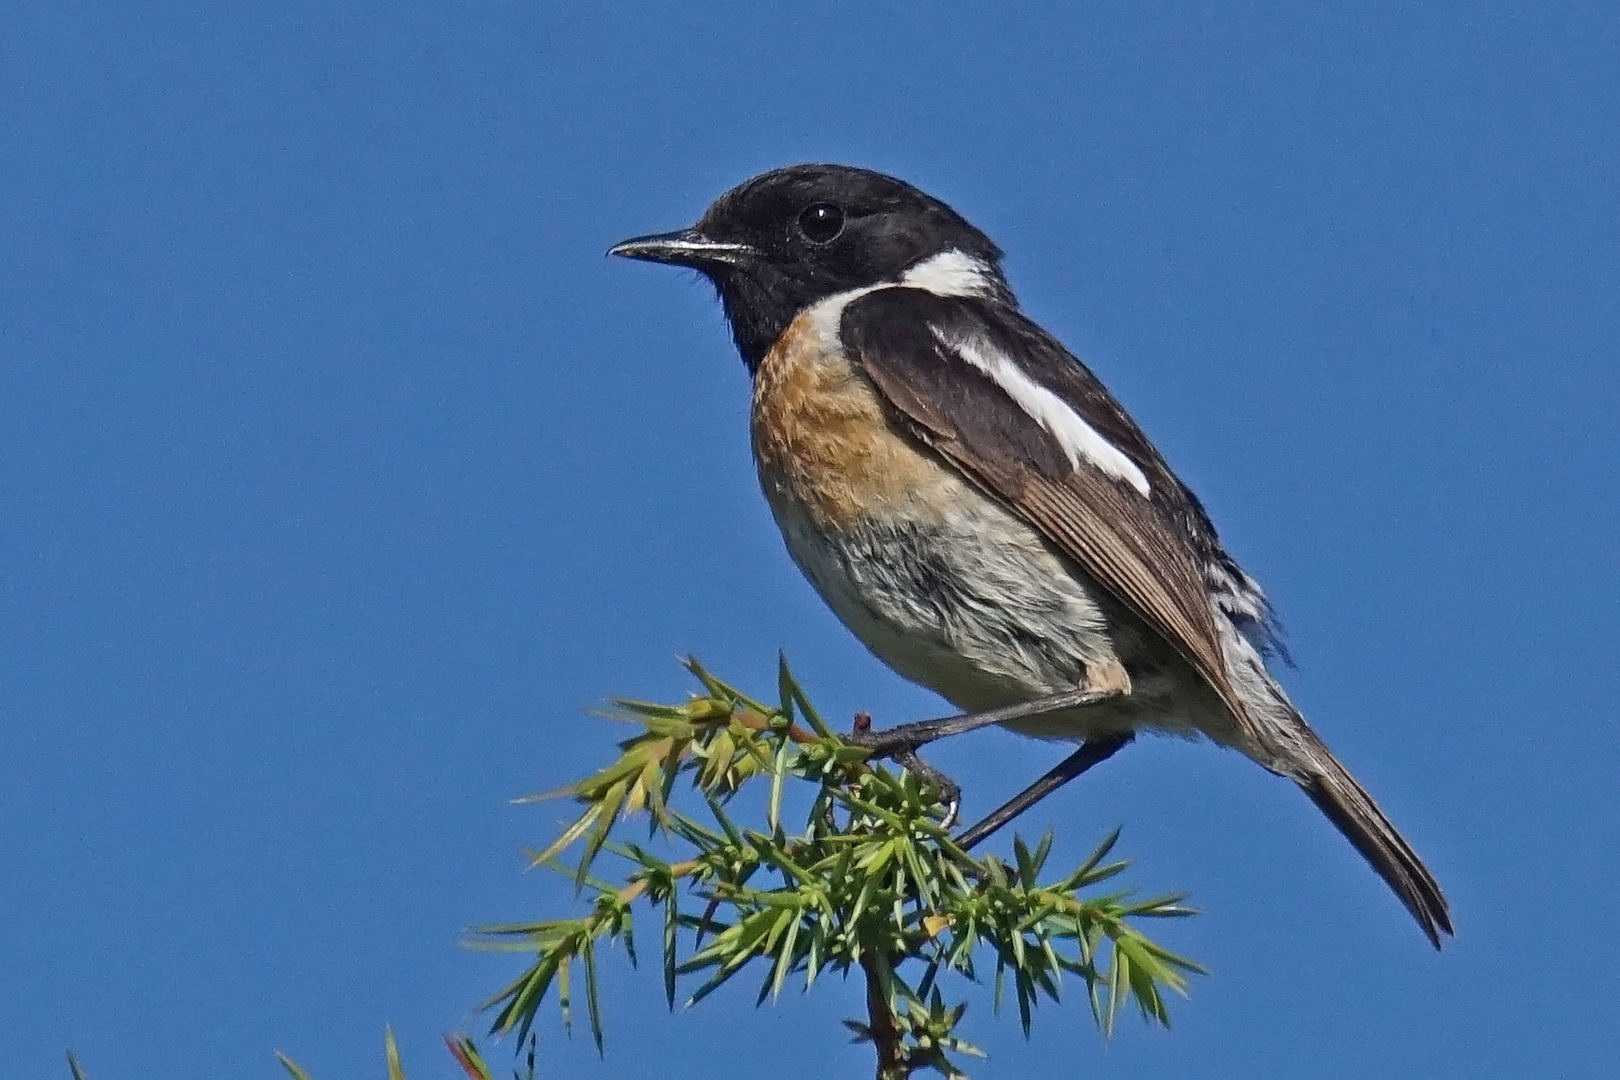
839,287,1254,730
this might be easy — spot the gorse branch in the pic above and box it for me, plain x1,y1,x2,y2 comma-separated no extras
70,659,1203,1080
474,657,1203,1079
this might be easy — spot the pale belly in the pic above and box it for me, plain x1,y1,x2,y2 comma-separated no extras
763,469,1207,741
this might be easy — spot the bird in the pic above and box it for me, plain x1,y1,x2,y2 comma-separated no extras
609,163,1452,948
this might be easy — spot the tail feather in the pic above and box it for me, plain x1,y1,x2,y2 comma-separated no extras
1292,730,1453,948
1215,618,1452,946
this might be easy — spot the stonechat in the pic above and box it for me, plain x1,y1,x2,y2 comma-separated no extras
611,163,1451,947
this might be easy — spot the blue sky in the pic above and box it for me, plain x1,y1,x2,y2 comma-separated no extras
3,2,1617,1077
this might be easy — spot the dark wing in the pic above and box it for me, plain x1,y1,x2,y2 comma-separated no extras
840,287,1252,726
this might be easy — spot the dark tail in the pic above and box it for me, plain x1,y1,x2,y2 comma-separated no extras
1293,727,1453,948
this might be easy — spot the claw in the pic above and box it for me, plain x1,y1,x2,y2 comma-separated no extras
893,747,961,826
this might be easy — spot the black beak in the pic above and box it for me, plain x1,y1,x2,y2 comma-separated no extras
607,227,754,268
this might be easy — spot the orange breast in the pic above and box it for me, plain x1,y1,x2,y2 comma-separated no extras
751,308,956,531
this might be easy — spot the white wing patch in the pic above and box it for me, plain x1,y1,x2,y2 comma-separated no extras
937,328,1152,496
821,254,1149,497
900,250,998,297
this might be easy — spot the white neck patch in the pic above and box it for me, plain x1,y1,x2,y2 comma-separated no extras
801,283,887,340
900,250,998,297
799,251,996,339
938,328,1152,496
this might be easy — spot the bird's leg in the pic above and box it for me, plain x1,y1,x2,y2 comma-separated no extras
847,685,1124,757
848,660,1132,828
953,732,1134,851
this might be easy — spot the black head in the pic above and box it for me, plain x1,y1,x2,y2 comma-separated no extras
610,164,1008,370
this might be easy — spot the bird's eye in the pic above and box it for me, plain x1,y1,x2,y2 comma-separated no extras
796,203,845,244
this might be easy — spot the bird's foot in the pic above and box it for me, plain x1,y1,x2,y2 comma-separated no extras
849,713,963,827
846,684,1134,839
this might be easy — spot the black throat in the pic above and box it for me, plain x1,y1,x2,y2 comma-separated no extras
699,241,885,375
